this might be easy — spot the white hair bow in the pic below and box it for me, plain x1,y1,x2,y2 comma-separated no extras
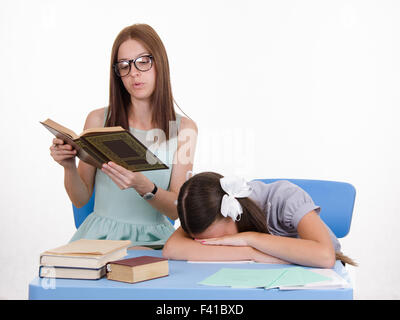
220,176,252,221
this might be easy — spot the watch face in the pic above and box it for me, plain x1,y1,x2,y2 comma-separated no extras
143,193,154,200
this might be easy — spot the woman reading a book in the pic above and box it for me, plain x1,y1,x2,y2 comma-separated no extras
49,24,197,249
162,172,357,267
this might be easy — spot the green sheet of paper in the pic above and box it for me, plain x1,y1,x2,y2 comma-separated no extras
265,267,331,289
198,267,331,289
198,268,286,288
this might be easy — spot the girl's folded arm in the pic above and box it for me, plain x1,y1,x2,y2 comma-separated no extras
162,227,252,261
246,210,336,268
162,227,287,264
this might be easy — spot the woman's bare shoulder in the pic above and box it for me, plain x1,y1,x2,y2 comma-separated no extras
84,107,106,129
179,115,198,133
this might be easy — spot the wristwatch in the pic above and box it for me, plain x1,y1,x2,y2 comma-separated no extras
143,183,158,200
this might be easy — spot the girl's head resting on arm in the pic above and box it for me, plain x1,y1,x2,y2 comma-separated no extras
177,172,270,239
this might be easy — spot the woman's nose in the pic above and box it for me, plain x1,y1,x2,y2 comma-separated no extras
128,67,140,77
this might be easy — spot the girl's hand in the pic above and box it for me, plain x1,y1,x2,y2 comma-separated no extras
101,161,153,195
196,232,254,247
196,233,290,264
50,138,77,169
251,249,290,264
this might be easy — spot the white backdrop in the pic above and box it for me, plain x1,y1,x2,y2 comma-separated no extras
0,0,399,299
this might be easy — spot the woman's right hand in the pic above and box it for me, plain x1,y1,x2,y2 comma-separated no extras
50,138,77,169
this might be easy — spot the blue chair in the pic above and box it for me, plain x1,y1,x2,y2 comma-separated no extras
72,190,95,229
72,189,175,229
74,179,356,238
72,190,96,229
253,179,356,238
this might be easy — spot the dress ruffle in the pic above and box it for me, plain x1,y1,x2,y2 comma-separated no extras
70,212,175,247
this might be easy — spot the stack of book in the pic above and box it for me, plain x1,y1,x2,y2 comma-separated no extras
39,239,131,280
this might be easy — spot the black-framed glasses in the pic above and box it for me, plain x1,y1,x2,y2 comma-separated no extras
113,55,153,77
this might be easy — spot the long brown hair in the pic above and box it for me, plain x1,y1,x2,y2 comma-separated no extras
177,171,358,266
106,23,176,139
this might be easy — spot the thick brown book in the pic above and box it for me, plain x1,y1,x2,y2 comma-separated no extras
106,256,169,284
40,118,168,172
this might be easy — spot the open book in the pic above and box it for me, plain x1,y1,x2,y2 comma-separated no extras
41,118,168,172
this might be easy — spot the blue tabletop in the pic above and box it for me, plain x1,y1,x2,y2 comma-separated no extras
29,250,353,300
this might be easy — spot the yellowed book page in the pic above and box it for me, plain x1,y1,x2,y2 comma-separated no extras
133,261,169,282
41,118,79,140
80,126,125,137
44,239,131,256
41,118,124,139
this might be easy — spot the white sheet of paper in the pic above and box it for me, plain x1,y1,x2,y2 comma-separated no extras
187,260,254,264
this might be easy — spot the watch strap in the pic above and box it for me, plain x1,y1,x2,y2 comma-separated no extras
150,183,158,195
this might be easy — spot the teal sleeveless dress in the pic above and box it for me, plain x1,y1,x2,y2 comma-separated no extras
70,110,181,248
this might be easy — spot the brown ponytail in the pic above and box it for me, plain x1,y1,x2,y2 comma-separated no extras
335,252,358,266
236,197,270,234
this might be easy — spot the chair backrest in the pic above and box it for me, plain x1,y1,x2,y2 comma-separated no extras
72,189,175,229
253,179,356,238
72,190,95,229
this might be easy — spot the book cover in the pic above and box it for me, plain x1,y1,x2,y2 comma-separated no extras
40,239,130,269
39,265,106,280
41,118,169,172
106,256,169,284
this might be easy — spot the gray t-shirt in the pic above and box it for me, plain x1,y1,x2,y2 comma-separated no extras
248,180,341,252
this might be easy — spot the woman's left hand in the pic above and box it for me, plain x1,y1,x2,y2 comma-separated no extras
196,232,254,247
101,161,153,195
